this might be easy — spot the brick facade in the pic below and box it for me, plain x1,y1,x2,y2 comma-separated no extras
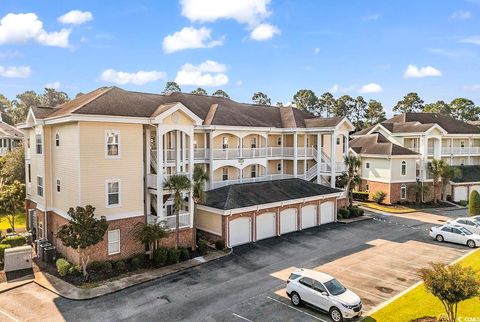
359,179,417,204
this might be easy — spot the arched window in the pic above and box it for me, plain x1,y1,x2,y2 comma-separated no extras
401,184,407,199
401,161,407,176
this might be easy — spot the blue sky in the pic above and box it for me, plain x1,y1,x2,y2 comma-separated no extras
1,0,480,115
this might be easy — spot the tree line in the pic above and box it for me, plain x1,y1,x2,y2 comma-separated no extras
1,82,479,132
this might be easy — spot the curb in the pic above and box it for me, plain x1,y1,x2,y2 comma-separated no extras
337,216,373,224
0,279,33,294
34,248,232,301
363,247,479,318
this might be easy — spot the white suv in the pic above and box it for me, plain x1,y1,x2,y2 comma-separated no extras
286,268,362,322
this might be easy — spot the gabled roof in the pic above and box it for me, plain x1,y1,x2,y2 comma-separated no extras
354,112,480,135
202,178,342,210
349,132,419,156
32,86,344,129
0,119,23,138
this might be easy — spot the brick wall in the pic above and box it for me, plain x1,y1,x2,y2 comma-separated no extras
159,228,195,249
359,180,417,204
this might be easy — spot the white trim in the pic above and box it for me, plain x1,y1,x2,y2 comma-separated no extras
105,129,120,159
360,177,417,184
105,179,121,208
400,184,407,200
152,102,203,126
45,114,150,125
450,181,480,185
107,229,121,255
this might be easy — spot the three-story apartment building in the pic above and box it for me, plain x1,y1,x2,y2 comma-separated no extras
0,112,23,156
21,87,352,261
352,113,480,203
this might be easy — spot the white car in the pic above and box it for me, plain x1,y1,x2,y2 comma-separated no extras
429,224,480,248
448,217,480,235
286,268,362,322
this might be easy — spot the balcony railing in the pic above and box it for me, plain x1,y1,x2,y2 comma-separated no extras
0,147,9,156
211,174,295,189
147,172,189,189
204,146,316,160
441,146,480,155
147,211,190,229
194,148,209,159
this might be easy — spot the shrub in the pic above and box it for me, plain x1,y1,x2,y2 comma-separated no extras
68,265,82,276
458,200,468,207
372,191,387,204
153,247,169,267
166,248,181,265
468,190,480,216
114,260,126,272
179,248,190,261
0,235,27,247
0,244,11,262
130,255,144,270
198,239,208,256
88,261,112,273
349,206,364,218
215,240,225,251
337,208,349,219
352,191,369,201
56,258,71,277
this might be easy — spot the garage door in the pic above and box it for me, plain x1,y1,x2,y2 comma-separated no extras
471,185,480,195
301,205,317,229
454,186,468,202
280,209,297,234
321,201,335,224
229,217,251,247
256,212,276,240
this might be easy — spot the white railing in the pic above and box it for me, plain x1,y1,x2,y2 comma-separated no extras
242,147,267,158
441,147,480,155
427,147,435,155
165,149,176,162
212,148,241,160
406,146,420,153
336,162,346,172
147,211,190,229
194,148,209,159
211,174,295,189
0,147,8,156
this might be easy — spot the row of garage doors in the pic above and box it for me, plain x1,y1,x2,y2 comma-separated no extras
453,185,480,202
229,202,335,247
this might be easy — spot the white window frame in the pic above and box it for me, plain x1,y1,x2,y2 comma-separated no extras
365,162,370,169
222,168,229,181
251,165,257,178
105,179,121,208
56,178,61,193
251,137,257,149
401,161,407,176
36,134,42,154
108,229,121,255
55,131,60,148
105,130,120,159
222,136,229,149
37,176,43,197
401,184,407,200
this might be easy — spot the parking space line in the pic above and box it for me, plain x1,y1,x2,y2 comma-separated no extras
231,313,253,322
0,309,20,322
266,296,328,322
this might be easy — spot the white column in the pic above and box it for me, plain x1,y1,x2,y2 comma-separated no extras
451,138,453,165
208,132,214,189
316,133,321,184
468,137,472,165
182,132,186,169
156,127,164,219
330,132,336,188
293,132,298,178
188,129,194,227
176,131,181,173
303,134,307,176
146,129,151,175
239,136,243,158
203,132,207,159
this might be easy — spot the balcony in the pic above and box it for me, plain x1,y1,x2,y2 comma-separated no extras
198,146,315,160
147,172,189,189
211,174,295,189
147,211,190,229
441,146,480,155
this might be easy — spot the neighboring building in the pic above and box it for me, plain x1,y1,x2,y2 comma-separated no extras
349,133,420,204
20,86,352,263
353,113,480,202
0,112,23,156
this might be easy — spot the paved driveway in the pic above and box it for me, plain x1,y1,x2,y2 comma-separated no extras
0,211,470,322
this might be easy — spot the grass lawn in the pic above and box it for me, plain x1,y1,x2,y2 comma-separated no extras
359,202,416,214
365,249,480,322
0,211,26,234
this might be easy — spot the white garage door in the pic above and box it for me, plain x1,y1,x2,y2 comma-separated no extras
454,186,468,202
321,201,335,224
471,185,480,195
280,209,297,234
229,217,251,247
301,205,317,229
256,212,276,240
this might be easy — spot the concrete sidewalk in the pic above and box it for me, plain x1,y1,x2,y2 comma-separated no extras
30,250,229,300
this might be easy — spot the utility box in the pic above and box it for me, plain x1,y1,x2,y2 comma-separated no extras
4,246,33,273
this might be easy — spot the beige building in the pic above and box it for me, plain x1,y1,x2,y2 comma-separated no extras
20,87,352,261
0,112,23,156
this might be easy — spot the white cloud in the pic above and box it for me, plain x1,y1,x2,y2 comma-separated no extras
404,64,442,78
460,35,480,45
163,26,223,54
45,81,60,89
314,47,320,54
358,83,383,94
180,0,271,25
0,50,23,59
175,60,228,87
450,10,471,20
250,23,280,41
362,13,381,21
100,69,166,85
0,65,31,78
463,84,480,91
0,13,70,48
58,10,93,25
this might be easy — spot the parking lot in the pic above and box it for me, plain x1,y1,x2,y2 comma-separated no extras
0,209,471,322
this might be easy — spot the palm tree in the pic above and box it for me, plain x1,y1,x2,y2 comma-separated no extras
428,159,447,204
192,165,209,249
410,180,430,203
440,165,461,202
164,174,192,249
132,221,166,259
339,155,361,208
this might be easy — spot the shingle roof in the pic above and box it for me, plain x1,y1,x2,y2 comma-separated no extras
201,178,342,210
349,133,419,156
0,121,23,138
450,165,480,183
354,112,480,135
31,106,59,119
35,86,342,129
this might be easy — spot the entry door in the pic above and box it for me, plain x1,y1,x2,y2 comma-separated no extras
256,212,276,240
229,217,251,247
320,201,335,224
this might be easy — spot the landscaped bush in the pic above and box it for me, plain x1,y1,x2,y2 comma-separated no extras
153,247,169,267
88,261,113,273
468,190,480,216
179,248,190,261
337,208,349,219
338,206,364,219
350,206,364,217
56,258,71,277
0,244,11,262
198,239,208,256
130,255,144,270
352,191,369,201
458,200,468,207
114,260,126,272
166,248,180,265
68,265,82,276
372,191,387,204
0,235,26,247
215,240,225,250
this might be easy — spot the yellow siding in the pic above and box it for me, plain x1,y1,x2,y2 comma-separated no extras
78,122,144,218
162,110,195,125
213,166,240,181
268,160,282,174
213,134,240,149
196,209,222,235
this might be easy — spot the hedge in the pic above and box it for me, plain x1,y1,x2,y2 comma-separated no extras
0,244,11,262
352,191,369,201
0,235,27,247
